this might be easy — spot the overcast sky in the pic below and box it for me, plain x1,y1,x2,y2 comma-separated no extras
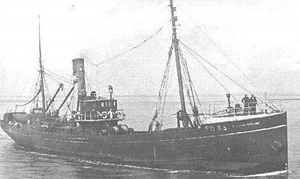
0,0,300,100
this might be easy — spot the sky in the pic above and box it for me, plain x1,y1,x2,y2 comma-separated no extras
0,0,300,100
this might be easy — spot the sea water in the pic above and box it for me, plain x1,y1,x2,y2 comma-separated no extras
0,94,298,179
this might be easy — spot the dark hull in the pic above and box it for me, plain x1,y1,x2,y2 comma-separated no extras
1,112,287,175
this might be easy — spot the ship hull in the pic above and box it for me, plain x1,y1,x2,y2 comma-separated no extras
1,112,287,175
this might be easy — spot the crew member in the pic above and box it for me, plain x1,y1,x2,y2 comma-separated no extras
148,119,160,133
249,94,258,114
177,110,183,128
241,94,249,114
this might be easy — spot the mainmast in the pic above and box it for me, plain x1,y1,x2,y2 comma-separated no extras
38,15,46,115
169,0,190,128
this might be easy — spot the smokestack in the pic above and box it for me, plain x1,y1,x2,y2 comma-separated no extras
73,58,86,97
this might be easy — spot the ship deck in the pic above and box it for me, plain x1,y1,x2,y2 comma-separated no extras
203,111,283,124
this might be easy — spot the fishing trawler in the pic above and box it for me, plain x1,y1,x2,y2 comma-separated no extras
0,0,287,175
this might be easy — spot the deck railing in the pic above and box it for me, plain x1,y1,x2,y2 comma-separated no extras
198,101,283,119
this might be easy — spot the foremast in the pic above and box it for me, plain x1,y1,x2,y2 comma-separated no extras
38,15,46,115
169,0,192,128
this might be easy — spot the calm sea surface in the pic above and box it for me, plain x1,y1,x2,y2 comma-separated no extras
0,94,299,179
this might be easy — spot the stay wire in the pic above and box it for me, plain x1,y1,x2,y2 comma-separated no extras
45,73,63,85
11,74,37,112
156,43,174,124
176,6,278,110
179,55,206,119
180,41,279,111
16,89,41,107
45,70,72,84
176,4,258,88
86,23,169,67
180,41,238,101
62,90,75,119
178,45,205,116
178,47,197,109
31,74,41,111
89,1,170,65
85,72,92,92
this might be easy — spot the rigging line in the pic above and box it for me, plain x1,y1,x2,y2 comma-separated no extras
181,57,205,115
180,41,244,91
157,0,167,5
180,45,226,124
106,0,167,19
45,70,73,84
45,70,69,81
156,43,173,120
44,79,56,110
31,74,41,111
96,1,126,21
90,23,168,67
11,74,37,111
178,45,198,105
85,72,92,91
60,86,76,117
44,78,51,99
178,45,205,115
175,4,254,82
44,73,60,84
191,82,206,120
180,41,238,101
44,71,64,82
180,41,279,111
16,89,41,107
181,70,194,112
86,0,169,67
26,73,41,111
62,90,75,119
46,76,70,86
176,7,278,108
159,46,176,124
155,43,173,124
45,72,66,83
85,60,97,66
45,73,63,85
178,48,195,109
10,73,21,101
183,70,206,118
158,44,173,103
160,45,174,123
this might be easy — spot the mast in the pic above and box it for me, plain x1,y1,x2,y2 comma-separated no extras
38,15,46,115
169,0,189,128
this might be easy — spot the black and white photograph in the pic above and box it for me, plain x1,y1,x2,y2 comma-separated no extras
0,0,299,178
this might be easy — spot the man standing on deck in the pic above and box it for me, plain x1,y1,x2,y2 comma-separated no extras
249,94,258,114
241,94,249,114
